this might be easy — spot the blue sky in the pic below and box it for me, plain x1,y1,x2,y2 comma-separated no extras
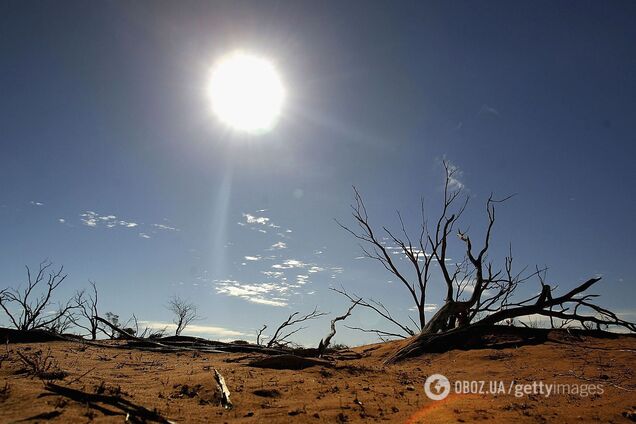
1,1,635,345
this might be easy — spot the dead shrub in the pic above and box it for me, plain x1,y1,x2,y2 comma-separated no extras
16,348,67,380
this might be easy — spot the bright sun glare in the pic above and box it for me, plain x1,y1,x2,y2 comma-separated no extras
208,51,285,134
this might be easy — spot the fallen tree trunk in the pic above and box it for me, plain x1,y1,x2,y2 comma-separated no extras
386,324,548,363
41,382,173,423
248,354,334,370
386,325,633,363
94,316,141,341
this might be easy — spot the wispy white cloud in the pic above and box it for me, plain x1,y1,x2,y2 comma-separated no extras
294,275,310,285
139,320,245,338
80,211,138,229
386,246,427,258
444,159,464,190
81,212,98,227
215,279,289,307
261,271,285,279
30,201,44,206
462,285,475,295
247,297,288,307
226,211,343,306
75,211,183,239
449,176,464,191
479,103,500,117
270,241,287,250
272,259,307,270
308,266,324,273
239,211,290,235
243,213,270,225
408,304,438,313
152,223,179,231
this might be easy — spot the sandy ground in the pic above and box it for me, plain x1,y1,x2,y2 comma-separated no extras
0,332,635,423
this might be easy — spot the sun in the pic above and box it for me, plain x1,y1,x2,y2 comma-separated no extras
208,51,285,134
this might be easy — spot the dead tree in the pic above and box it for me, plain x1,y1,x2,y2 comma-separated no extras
336,163,470,337
266,308,327,348
256,325,267,346
166,296,199,336
318,300,359,356
71,281,100,340
339,161,636,360
0,260,75,331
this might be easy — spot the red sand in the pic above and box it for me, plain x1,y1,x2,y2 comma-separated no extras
1,332,635,423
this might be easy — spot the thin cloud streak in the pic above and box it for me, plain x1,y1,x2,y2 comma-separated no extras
139,320,245,338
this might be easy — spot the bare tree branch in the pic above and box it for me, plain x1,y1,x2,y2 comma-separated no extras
256,324,267,346
330,286,415,337
318,300,359,356
266,307,327,348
